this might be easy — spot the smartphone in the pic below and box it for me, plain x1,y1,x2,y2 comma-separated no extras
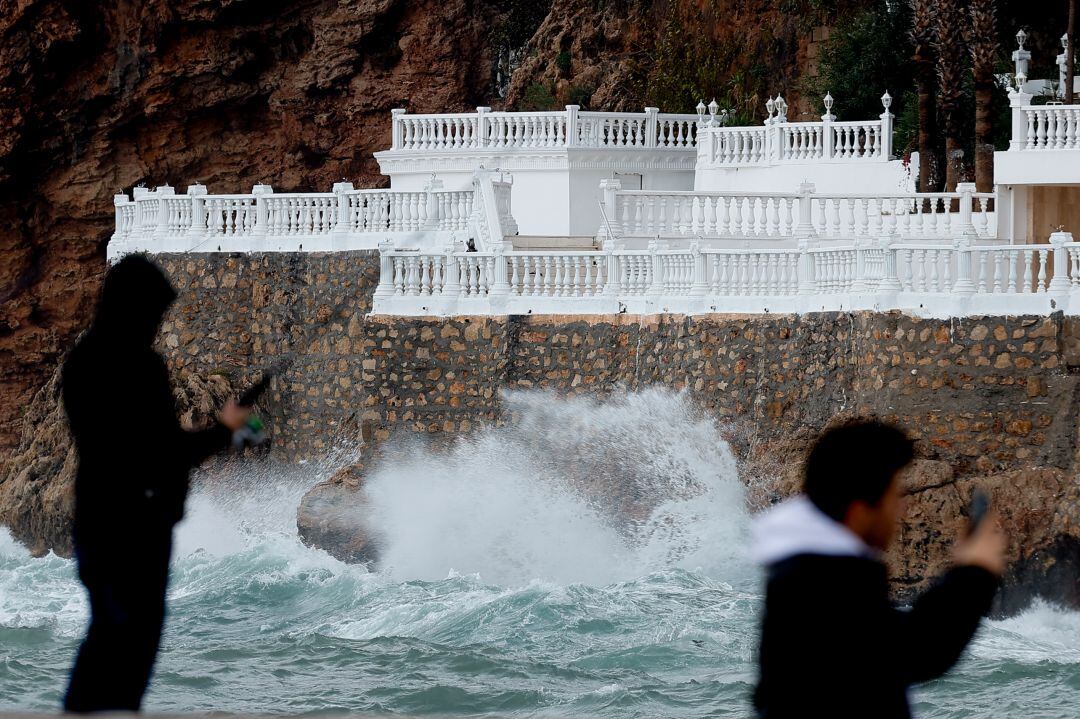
968,489,991,535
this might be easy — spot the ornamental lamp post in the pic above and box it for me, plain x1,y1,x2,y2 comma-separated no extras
1058,33,1070,98
775,95,788,122
1012,29,1031,93
822,91,835,121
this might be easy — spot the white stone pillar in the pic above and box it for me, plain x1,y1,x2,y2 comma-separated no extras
1058,33,1069,98
332,181,355,248
1049,230,1073,295
476,106,490,147
441,240,462,307
113,193,128,235
956,181,977,237
597,178,622,242
690,241,709,297
423,174,444,230
391,108,406,149
796,181,817,238
252,183,273,247
152,184,175,241
1009,92,1033,150
821,100,836,160
565,104,579,147
878,234,902,292
186,183,207,239
644,106,659,148
952,235,976,296
879,91,894,159
851,237,869,293
797,238,817,295
647,240,664,301
374,239,396,299
490,241,510,300
603,239,621,297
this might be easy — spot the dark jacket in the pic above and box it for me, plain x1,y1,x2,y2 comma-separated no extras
62,256,230,549
752,496,998,719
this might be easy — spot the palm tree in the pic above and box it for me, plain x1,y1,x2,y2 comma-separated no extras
935,0,967,192
912,0,941,192
968,0,997,192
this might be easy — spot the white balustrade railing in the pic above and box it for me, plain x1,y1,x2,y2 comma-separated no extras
1020,105,1080,150
601,183,997,243
389,106,699,151
373,232,1078,317
1007,93,1080,151
699,92,894,167
110,170,514,256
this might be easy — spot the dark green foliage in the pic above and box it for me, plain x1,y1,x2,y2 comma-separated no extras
567,84,594,109
556,50,572,74
804,2,915,152
808,1,1012,163
521,82,559,111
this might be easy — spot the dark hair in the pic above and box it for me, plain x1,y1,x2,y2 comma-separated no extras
92,254,177,345
804,420,914,522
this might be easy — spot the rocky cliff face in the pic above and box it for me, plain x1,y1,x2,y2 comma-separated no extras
0,0,888,455
505,0,870,115
0,0,527,453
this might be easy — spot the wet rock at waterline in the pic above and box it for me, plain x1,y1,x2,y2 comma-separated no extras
0,362,235,556
296,463,379,564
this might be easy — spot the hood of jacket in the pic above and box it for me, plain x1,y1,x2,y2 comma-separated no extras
750,494,877,567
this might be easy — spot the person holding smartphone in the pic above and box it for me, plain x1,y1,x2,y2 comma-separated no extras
61,255,252,712
751,420,1006,719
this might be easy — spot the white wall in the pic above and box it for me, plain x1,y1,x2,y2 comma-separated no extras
694,159,916,195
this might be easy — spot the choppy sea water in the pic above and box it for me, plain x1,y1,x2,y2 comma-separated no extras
1,390,1078,717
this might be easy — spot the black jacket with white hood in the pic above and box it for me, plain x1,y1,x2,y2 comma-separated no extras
751,495,998,719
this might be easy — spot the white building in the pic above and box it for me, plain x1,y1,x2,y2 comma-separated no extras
111,59,1080,319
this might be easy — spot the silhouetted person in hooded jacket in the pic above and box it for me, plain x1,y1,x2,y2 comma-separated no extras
62,255,249,712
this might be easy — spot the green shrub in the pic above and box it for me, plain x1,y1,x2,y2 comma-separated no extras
556,50,572,74
521,82,558,111
567,83,594,108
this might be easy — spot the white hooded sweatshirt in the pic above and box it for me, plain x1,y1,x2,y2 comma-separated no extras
750,494,877,567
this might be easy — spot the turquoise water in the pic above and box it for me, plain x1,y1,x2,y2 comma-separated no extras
1,390,1078,717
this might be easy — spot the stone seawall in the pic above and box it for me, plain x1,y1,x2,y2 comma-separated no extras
151,251,1080,609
